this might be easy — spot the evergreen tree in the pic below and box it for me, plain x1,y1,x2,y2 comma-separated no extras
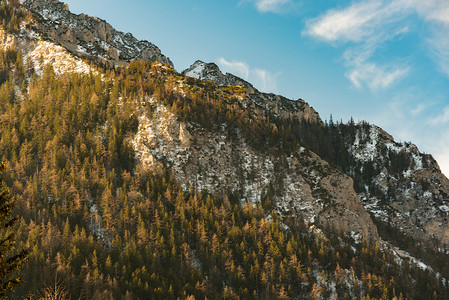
0,164,28,298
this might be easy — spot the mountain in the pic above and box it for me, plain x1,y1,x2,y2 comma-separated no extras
181,60,449,250
22,0,172,67
182,60,321,123
1,0,449,298
346,124,449,248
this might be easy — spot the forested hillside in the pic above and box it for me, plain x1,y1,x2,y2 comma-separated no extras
0,49,445,298
0,0,449,298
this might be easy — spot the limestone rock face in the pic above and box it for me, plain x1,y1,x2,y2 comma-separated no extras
0,28,94,76
22,0,173,67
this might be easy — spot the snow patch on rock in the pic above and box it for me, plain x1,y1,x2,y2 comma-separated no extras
184,60,206,79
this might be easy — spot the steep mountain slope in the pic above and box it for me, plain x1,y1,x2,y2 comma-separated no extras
1,0,449,298
22,0,172,67
180,59,449,250
347,124,449,248
183,60,321,123
133,62,378,242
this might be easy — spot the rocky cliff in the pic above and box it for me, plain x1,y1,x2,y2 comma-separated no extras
347,124,449,248
22,0,173,67
0,26,93,76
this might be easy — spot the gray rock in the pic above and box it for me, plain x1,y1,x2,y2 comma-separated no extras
22,0,173,67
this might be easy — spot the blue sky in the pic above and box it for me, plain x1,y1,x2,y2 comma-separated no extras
64,0,449,175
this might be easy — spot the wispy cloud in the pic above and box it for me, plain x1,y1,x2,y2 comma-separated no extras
305,1,392,43
304,0,418,44
244,0,292,13
218,58,279,93
344,46,410,90
217,58,250,79
427,30,449,77
404,0,449,24
253,68,279,91
429,106,449,125
347,62,409,90
303,0,449,88
410,103,427,115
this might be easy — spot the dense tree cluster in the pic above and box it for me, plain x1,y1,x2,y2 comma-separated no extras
0,0,29,33
0,163,28,298
0,48,447,298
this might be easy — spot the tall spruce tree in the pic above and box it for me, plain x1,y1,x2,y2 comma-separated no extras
0,164,27,298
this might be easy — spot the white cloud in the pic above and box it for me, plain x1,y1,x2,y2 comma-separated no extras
217,58,250,79
252,0,291,13
304,0,449,87
305,1,385,42
253,69,279,91
401,0,449,24
304,0,413,43
218,58,279,93
305,0,449,41
341,43,409,90
347,60,409,90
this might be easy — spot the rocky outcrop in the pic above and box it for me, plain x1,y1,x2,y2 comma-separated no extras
349,124,449,249
183,60,323,124
0,27,93,76
183,61,231,86
132,98,379,241
22,0,173,67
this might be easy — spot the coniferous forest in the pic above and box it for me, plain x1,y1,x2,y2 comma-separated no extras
0,1,448,298
0,47,445,298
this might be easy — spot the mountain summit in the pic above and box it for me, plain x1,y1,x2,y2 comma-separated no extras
183,60,253,88
22,0,173,67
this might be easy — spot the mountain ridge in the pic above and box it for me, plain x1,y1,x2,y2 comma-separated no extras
22,0,173,67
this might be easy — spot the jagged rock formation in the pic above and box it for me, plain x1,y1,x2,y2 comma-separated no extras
22,0,173,67
179,60,449,250
183,60,259,90
183,60,322,124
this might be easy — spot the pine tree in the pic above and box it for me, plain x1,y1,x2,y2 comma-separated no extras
0,164,28,298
